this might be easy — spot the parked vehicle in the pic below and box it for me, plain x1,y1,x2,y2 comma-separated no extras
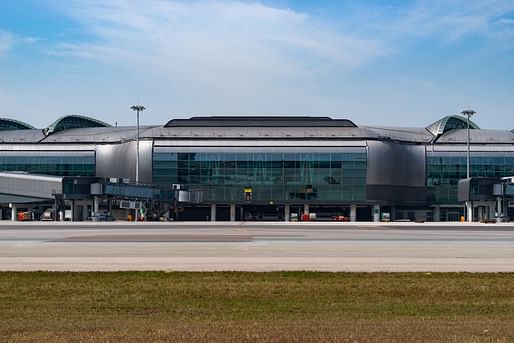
41,209,54,221
17,211,33,221
333,215,349,222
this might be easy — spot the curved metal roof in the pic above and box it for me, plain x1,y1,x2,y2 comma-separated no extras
165,116,358,128
0,123,512,144
435,129,514,144
426,115,479,136
0,118,35,130
362,126,434,143
41,126,156,143
0,129,45,143
1,115,512,144
146,125,375,140
44,115,112,136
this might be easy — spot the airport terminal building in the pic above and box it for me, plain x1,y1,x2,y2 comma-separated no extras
0,114,513,222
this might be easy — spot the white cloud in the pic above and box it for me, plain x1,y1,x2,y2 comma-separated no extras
8,0,514,127
0,30,40,59
388,0,514,40
46,1,387,76
36,0,393,123
498,18,514,25
0,31,14,58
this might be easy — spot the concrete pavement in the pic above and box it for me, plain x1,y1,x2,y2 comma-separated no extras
1,221,513,272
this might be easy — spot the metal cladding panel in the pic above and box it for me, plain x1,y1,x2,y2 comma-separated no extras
153,139,367,148
430,145,514,152
154,146,367,153
0,144,96,151
458,177,499,202
0,194,48,203
366,141,426,204
457,179,471,201
0,174,63,200
96,140,153,184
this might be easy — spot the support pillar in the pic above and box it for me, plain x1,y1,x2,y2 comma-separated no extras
478,206,484,222
210,204,216,222
79,203,87,221
93,196,99,214
303,204,309,215
433,206,440,222
107,199,112,215
54,198,58,222
488,202,495,221
496,197,502,220
284,204,290,222
230,204,236,222
10,204,17,222
390,206,396,221
467,201,473,222
350,204,357,222
373,205,380,222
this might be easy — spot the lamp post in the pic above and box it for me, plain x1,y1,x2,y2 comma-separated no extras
461,109,476,222
130,105,146,184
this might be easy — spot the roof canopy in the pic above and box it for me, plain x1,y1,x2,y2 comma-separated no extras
165,116,357,128
0,118,35,130
44,115,112,136
426,115,479,137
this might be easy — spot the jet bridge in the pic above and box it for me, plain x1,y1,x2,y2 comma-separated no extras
0,173,180,221
458,177,514,222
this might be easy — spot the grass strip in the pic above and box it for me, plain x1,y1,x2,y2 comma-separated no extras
0,272,513,342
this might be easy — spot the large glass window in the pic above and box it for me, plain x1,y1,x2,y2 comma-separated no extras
154,148,367,202
0,151,95,176
427,151,514,204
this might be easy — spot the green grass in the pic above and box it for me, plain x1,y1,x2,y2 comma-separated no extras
0,272,513,342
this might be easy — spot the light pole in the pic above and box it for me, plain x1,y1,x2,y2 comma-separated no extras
130,105,146,184
461,109,476,222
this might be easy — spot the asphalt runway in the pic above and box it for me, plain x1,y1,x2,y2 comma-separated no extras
1,221,513,272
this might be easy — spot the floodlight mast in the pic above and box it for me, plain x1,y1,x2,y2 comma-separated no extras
461,109,476,222
130,105,146,185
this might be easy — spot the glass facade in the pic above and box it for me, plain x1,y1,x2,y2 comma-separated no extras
0,151,95,176
154,148,367,203
427,151,514,204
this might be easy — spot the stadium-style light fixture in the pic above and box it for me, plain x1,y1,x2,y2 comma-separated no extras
461,109,476,222
130,105,146,184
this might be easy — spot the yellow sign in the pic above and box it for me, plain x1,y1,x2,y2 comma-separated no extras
244,188,252,193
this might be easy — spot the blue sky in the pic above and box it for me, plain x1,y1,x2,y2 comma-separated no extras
1,0,513,129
